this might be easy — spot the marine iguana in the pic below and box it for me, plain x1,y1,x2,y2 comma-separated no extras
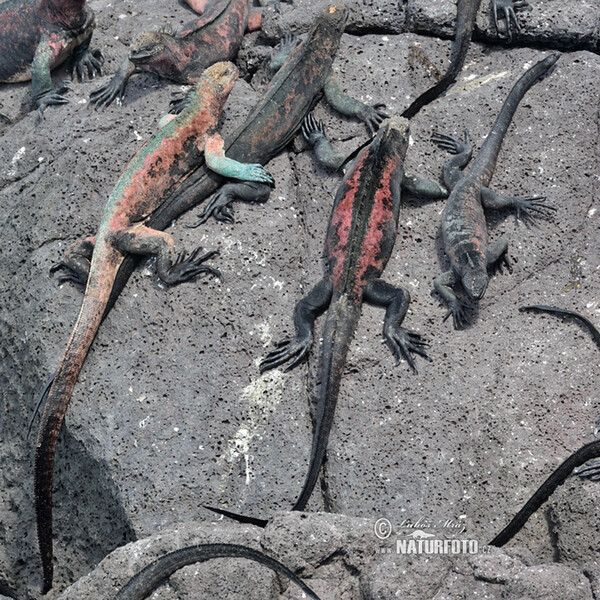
111,543,321,600
52,4,386,311
0,0,103,115
244,115,445,516
89,0,289,108
34,61,273,593
431,53,558,329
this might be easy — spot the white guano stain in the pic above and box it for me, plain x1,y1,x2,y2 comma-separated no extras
218,370,285,487
6,146,26,177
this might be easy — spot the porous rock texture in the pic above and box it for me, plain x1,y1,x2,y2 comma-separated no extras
0,0,599,599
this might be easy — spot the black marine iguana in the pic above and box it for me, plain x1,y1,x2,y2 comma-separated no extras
34,61,273,593
0,0,103,115
432,53,558,329
111,543,321,600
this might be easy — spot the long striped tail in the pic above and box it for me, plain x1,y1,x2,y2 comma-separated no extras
35,252,121,592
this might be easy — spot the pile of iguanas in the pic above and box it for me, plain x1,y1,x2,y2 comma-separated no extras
2,0,599,598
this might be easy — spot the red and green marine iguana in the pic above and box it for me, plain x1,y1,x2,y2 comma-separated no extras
89,0,289,108
206,115,447,526
432,53,558,329
110,543,321,600
34,60,273,593
0,0,103,115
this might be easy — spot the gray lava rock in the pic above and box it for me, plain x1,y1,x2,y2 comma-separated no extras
1,1,600,599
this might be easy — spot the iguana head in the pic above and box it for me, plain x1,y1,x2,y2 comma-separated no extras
202,61,239,99
460,251,489,300
129,31,171,64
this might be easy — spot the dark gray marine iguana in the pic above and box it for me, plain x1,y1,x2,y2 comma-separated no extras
432,53,558,329
110,543,321,600
34,61,273,593
207,114,448,525
89,0,290,108
0,0,103,115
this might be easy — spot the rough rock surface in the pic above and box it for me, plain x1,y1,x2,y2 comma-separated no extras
1,0,599,599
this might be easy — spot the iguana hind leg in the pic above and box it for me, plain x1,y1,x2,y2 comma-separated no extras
50,236,96,288
260,279,333,373
113,226,220,285
364,279,429,372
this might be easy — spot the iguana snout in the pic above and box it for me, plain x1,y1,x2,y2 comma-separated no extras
461,266,488,300
129,32,167,63
204,60,238,94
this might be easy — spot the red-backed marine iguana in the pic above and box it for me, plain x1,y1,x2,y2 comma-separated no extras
210,115,446,524
110,543,321,600
89,0,290,108
34,61,273,593
0,0,103,115
431,53,558,329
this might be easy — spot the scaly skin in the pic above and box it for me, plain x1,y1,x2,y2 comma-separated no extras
433,54,559,329
0,0,103,114
34,61,272,593
90,0,257,108
111,543,321,600
257,117,429,513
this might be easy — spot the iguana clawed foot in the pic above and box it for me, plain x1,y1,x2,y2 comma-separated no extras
383,326,429,373
358,103,389,134
50,261,88,289
236,163,274,185
490,252,512,275
90,74,127,109
443,300,469,330
189,189,236,226
71,47,105,82
36,81,73,118
431,130,471,155
575,458,600,482
270,34,301,72
259,336,312,373
512,195,556,221
491,0,529,42
302,113,326,146
163,248,221,284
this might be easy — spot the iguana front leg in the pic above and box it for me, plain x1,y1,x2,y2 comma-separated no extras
31,35,74,116
480,186,556,222
89,57,136,108
324,74,388,134
302,113,346,171
260,279,333,372
113,227,220,284
434,270,469,329
431,130,472,190
363,279,429,372
70,36,104,82
491,0,529,42
188,181,272,226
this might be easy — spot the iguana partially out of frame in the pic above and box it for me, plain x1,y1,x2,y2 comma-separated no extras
90,0,290,108
111,543,321,600
34,61,272,593
0,0,103,115
432,53,558,329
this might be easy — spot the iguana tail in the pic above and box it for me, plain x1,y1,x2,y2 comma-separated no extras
402,0,482,119
470,53,559,185
35,244,123,593
292,293,361,511
490,439,600,547
112,543,322,600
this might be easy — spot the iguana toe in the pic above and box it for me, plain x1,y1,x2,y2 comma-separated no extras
575,458,600,481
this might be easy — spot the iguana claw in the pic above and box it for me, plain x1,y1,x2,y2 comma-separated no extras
575,458,600,481
259,336,312,373
302,113,326,146
359,103,389,134
444,300,469,330
432,130,471,155
491,0,529,42
36,81,73,118
383,327,429,373
163,248,221,284
71,47,104,82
